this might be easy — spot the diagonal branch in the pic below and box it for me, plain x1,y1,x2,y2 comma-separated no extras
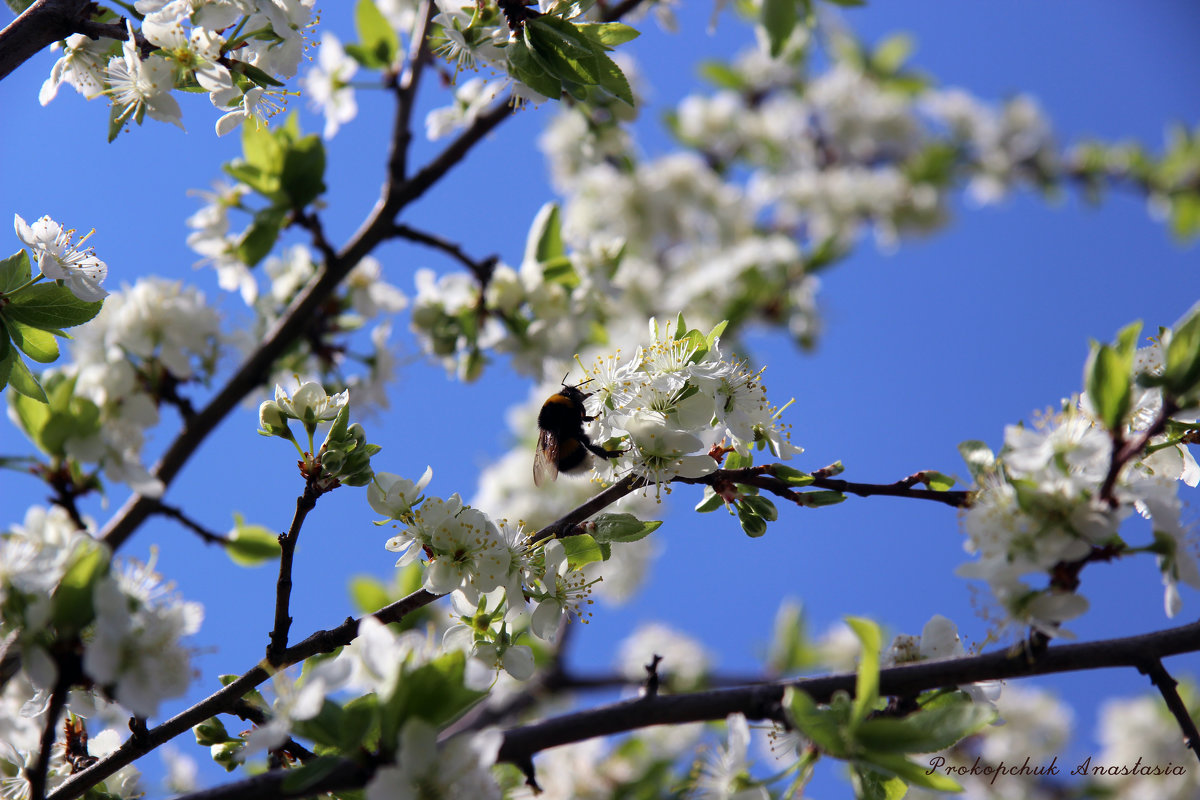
0,0,90,82
1138,658,1200,763
46,588,441,800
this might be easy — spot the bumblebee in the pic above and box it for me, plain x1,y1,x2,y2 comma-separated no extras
533,381,623,486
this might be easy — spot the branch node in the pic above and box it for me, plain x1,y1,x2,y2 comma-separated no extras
642,654,663,698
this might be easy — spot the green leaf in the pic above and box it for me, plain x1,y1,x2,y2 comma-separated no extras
4,318,59,363
589,513,660,543
1164,303,1200,401
785,688,848,756
761,0,798,57
856,695,997,754
574,22,640,47
227,514,282,566
695,487,724,513
51,541,110,632
236,207,288,267
6,347,46,402
355,0,400,66
526,16,602,84
851,766,909,800
1085,321,1140,431
280,756,345,794
506,38,564,100
0,250,31,292
871,33,914,74
957,440,995,480
921,471,957,491
741,495,778,521
4,282,104,329
379,652,486,751
349,575,392,615
798,490,846,506
772,465,814,486
738,503,768,537
525,202,566,266
590,47,635,106
232,60,286,88
845,616,882,726
193,717,233,747
858,751,963,792
560,533,606,568
281,133,327,210
724,450,753,470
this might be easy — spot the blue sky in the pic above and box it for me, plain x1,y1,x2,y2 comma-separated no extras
1,1,1199,795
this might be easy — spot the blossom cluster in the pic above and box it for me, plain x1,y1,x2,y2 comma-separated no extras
958,333,1200,638
31,277,221,496
579,318,802,490
41,0,315,136
407,28,1061,386
0,507,203,798
371,467,579,678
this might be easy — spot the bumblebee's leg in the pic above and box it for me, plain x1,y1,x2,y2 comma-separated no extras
584,440,625,459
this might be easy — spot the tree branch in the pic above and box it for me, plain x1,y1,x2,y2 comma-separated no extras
149,500,231,546
46,589,441,800
0,0,90,83
27,680,67,800
266,486,319,664
1138,658,1200,763
497,618,1200,766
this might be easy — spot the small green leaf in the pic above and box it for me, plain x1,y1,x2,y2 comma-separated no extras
772,465,814,486
355,0,401,67
589,513,660,543
858,751,963,792
738,503,768,537
349,575,392,615
281,132,327,210
560,533,606,567
52,541,110,632
856,695,997,754
232,60,286,88
785,688,848,756
227,515,282,566
871,33,914,74
236,207,287,267
1164,303,1200,401
922,471,956,491
525,202,566,266
957,440,995,480
0,250,31,292
194,717,233,747
695,487,724,513
845,616,882,726
741,495,778,521
799,490,846,506
574,21,640,47
761,0,798,57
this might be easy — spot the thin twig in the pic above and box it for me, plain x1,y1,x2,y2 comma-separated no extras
28,680,68,800
150,500,231,546
266,486,319,663
392,223,499,283
1138,658,1200,764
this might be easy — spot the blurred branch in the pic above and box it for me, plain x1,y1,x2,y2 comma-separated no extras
149,500,231,546
392,223,499,284
497,617,1200,766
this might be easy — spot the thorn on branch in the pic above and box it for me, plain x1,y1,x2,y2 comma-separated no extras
642,654,663,698
516,756,541,792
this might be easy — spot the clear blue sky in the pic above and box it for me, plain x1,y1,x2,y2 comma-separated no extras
1,2,1199,796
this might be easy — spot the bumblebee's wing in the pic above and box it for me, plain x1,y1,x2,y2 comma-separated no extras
533,429,560,486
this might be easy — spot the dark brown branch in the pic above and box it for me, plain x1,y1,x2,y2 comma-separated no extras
1138,658,1200,764
150,500,231,546
392,223,499,284
266,486,319,664
228,698,317,764
167,758,370,800
1099,399,1176,506
46,589,441,800
0,0,90,83
497,617,1200,765
27,680,67,800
